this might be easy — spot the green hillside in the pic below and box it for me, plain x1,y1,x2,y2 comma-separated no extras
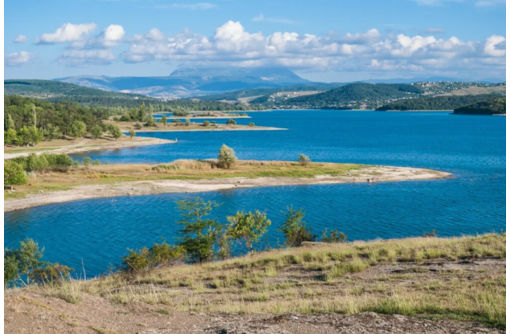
453,97,506,115
376,94,501,111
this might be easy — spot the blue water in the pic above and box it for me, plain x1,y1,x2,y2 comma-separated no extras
4,110,506,277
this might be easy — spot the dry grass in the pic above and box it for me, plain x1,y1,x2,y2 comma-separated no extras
104,120,277,132
20,234,505,329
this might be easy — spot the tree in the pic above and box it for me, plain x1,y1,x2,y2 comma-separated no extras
298,154,311,166
226,211,271,251
4,161,28,185
226,119,237,125
4,128,17,145
70,121,87,139
91,125,102,139
218,144,237,169
146,104,156,127
31,104,37,127
203,121,210,127
248,122,255,127
278,206,316,247
109,124,122,140
45,124,62,140
83,157,92,166
129,128,136,139
138,102,147,122
122,241,185,273
175,197,222,263
22,126,43,146
321,229,347,243
5,113,15,131
161,114,167,125
134,122,143,130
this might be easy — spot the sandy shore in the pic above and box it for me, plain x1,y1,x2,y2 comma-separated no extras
4,137,175,160
4,166,450,212
129,126,286,132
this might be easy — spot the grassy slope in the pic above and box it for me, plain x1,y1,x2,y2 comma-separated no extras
21,234,506,330
4,161,362,200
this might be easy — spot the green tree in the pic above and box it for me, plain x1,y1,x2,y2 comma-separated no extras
26,153,49,171
298,154,311,166
134,122,143,130
31,104,37,127
161,114,167,125
320,229,347,243
5,113,15,131
218,144,237,169
146,104,156,126
44,124,62,140
70,121,87,139
203,120,210,127
138,102,147,122
109,124,122,140
83,157,92,166
4,128,17,145
28,126,44,146
4,160,28,185
129,128,136,139
248,122,255,127
278,206,316,247
226,211,271,251
91,125,102,139
122,241,185,273
175,197,222,263
226,119,237,125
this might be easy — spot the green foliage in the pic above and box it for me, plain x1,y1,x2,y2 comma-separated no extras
279,206,316,247
138,102,147,122
123,241,185,273
248,122,255,127
129,128,136,139
91,125,103,138
4,160,28,185
203,121,210,127
25,153,49,171
226,119,237,125
83,157,92,166
226,211,271,251
175,197,223,263
173,110,189,117
70,121,87,139
453,97,506,115
12,153,74,172
44,124,62,140
92,159,102,166
4,128,17,145
5,113,15,131
134,122,143,130
377,94,500,111
298,154,311,166
218,144,237,169
146,104,156,126
320,229,347,243
4,239,73,286
161,114,167,125
108,124,122,140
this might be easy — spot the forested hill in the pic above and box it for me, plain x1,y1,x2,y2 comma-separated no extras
453,97,506,115
4,80,262,112
264,83,422,109
376,94,500,111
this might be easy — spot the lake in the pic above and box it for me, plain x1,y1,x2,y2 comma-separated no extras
4,110,506,277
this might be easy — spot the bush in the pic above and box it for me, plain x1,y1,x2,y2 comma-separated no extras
112,116,119,121
218,144,237,168
279,206,316,247
203,121,210,127
91,125,102,139
4,160,28,185
83,157,92,166
108,124,122,140
123,241,185,273
226,211,271,251
226,119,237,125
119,115,131,122
321,229,347,243
248,122,255,127
70,121,87,139
298,154,311,166
134,122,143,130
92,159,102,166
26,153,49,172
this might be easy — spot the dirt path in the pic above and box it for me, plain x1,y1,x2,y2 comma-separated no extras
4,166,451,212
4,137,175,160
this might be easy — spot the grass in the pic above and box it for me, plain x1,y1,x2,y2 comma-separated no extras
4,160,363,200
105,120,277,132
19,233,505,329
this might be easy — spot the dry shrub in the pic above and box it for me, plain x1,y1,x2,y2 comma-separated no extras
172,160,215,170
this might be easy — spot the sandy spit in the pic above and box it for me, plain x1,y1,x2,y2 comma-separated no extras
129,127,287,132
4,166,451,212
4,138,175,160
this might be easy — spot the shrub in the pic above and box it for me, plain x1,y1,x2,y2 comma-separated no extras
70,121,87,139
218,144,237,168
203,121,210,127
108,124,122,140
161,115,167,125
298,154,311,166
26,153,49,172
91,125,102,139
321,229,347,243
129,128,136,139
119,115,131,122
4,128,17,145
248,122,255,127
226,211,271,251
226,119,237,125
4,161,27,185
123,242,185,273
113,116,119,121
134,122,143,130
83,157,92,166
92,159,102,166
279,206,316,247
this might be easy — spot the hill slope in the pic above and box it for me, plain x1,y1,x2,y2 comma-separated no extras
453,97,506,115
376,94,501,111
55,67,310,99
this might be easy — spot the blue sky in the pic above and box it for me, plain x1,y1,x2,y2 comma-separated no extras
4,0,506,81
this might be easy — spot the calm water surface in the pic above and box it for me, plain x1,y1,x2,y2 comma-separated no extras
4,110,505,277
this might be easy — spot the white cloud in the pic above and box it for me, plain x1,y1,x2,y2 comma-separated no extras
4,51,36,66
57,49,116,66
484,35,506,56
475,0,505,6
251,13,299,25
160,3,216,10
13,35,28,43
35,23,97,44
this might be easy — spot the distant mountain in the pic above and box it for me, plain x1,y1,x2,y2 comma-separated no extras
453,97,506,115
55,67,310,99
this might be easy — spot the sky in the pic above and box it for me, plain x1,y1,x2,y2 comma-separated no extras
4,0,507,82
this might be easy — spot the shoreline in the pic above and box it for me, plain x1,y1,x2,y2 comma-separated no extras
4,165,451,212
4,137,175,160
128,126,287,132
